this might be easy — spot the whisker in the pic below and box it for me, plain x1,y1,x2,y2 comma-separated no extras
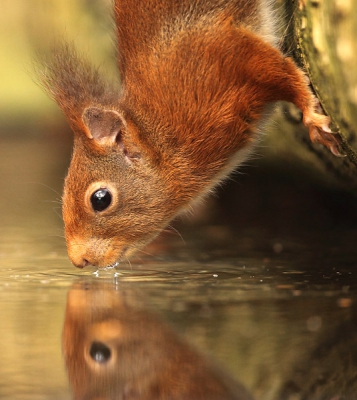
125,257,133,271
47,234,66,239
135,247,157,258
43,200,63,205
164,225,186,245
26,181,62,197
53,207,63,220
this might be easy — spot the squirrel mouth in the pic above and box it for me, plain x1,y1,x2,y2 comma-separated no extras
100,261,120,271
98,247,128,270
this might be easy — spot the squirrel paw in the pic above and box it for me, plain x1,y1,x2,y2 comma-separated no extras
303,107,344,157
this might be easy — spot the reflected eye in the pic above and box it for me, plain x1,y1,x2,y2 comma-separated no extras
89,341,111,364
90,188,112,212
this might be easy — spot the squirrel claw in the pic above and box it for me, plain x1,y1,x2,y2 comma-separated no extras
329,143,346,158
308,124,345,157
303,105,345,157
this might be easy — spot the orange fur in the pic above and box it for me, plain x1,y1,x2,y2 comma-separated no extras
39,0,341,268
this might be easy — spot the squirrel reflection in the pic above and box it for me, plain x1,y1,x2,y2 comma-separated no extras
62,281,253,400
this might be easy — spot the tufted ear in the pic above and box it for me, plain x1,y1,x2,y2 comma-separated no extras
82,106,142,162
82,107,125,145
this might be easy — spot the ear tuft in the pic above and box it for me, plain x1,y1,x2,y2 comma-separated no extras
82,107,124,144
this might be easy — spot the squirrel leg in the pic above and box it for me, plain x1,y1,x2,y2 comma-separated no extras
279,58,343,156
234,28,343,156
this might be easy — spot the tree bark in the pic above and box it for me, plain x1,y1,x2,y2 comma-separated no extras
280,0,357,189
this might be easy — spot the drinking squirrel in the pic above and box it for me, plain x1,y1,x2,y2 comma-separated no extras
39,0,341,268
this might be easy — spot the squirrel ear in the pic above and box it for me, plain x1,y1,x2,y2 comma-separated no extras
82,107,124,145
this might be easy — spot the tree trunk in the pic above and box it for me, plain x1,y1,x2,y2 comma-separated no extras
275,0,357,190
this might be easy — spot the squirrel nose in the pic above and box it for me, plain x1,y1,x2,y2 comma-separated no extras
66,240,95,269
70,254,92,269
75,258,91,269
66,236,120,269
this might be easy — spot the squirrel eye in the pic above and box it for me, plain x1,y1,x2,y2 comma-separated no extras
90,188,112,212
89,341,111,364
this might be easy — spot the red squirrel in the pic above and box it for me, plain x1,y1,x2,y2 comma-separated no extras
39,0,341,268
63,281,253,399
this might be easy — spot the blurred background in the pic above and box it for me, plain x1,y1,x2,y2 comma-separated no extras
0,0,114,129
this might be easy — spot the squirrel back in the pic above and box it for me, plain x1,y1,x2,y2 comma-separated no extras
39,0,340,268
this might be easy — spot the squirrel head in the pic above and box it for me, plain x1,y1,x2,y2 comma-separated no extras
62,107,175,268
37,44,181,268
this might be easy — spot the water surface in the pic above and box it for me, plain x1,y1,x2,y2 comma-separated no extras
1,135,357,400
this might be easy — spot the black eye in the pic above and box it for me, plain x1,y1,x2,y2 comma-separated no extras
90,188,112,212
89,341,111,364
